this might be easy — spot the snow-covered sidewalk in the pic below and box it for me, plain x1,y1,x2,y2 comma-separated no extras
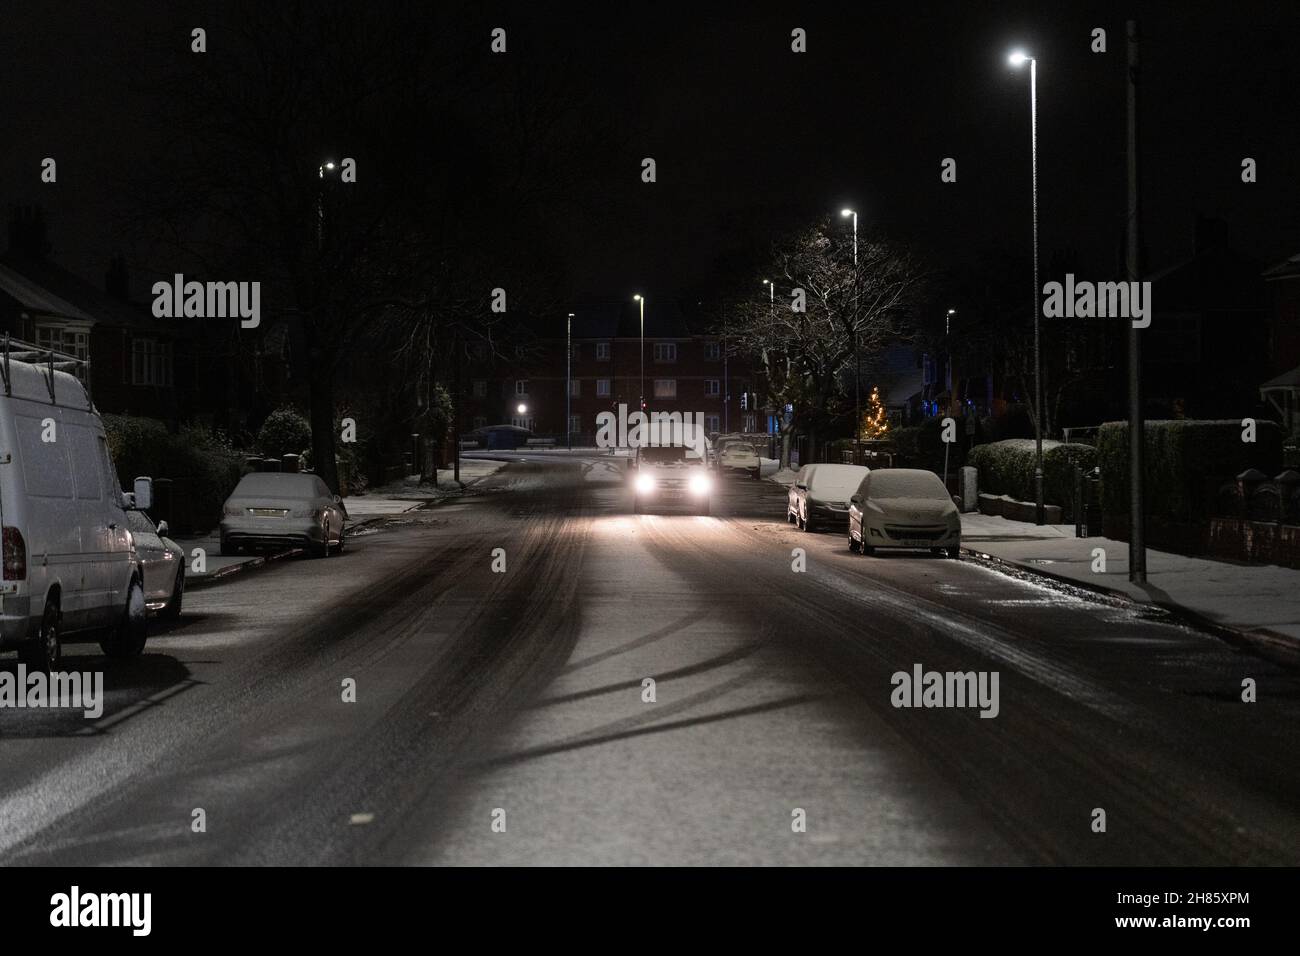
960,513,1300,652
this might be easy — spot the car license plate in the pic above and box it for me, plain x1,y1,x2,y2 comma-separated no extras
902,539,932,548
249,508,289,517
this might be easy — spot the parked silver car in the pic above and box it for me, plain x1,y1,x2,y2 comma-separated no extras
848,468,961,558
219,473,346,558
127,511,185,618
788,463,869,532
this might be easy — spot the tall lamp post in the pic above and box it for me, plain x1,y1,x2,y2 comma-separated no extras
1009,50,1044,524
633,294,645,412
566,312,574,450
841,209,860,464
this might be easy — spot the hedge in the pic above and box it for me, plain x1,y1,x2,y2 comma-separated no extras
1097,419,1283,523
968,439,1098,517
102,415,245,533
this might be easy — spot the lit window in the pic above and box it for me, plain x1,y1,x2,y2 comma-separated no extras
653,343,677,362
653,379,676,398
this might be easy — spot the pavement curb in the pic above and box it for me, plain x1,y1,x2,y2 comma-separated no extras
186,516,387,590
963,544,1300,667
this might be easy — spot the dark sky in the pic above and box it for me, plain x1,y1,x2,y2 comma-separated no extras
5,1,1299,305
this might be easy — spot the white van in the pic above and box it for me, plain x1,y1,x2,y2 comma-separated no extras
0,338,152,670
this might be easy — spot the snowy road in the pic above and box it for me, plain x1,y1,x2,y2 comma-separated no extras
1,455,1296,865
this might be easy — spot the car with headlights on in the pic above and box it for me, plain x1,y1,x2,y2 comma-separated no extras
219,472,347,558
848,468,961,558
788,463,869,532
717,441,761,479
126,510,185,618
631,445,712,515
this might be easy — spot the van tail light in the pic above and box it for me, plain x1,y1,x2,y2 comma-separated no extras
2,526,26,581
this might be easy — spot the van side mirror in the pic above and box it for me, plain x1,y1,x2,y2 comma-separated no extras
156,520,169,536
133,476,154,511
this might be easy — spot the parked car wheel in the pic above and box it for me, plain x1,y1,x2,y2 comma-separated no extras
861,539,875,557
100,577,147,659
160,566,184,620
335,528,346,554
803,509,816,533
313,518,330,559
18,600,61,672
947,546,961,559
751,468,760,480
848,530,859,554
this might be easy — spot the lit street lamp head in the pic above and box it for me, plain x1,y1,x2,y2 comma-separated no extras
1008,50,1030,67
633,294,642,302
516,403,527,415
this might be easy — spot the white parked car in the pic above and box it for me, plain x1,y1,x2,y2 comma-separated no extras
0,339,152,669
126,510,184,618
717,441,761,479
219,472,347,558
848,468,961,558
788,463,869,532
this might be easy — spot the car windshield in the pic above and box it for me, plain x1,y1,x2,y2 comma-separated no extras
724,444,756,456
233,473,320,499
867,470,948,500
639,446,688,464
126,510,156,534
810,464,866,496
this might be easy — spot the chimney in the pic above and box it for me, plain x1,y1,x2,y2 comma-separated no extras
105,255,130,300
6,204,52,260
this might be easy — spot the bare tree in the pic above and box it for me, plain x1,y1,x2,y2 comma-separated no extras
728,222,929,466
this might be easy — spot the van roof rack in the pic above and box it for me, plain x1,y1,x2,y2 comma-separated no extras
0,333,92,404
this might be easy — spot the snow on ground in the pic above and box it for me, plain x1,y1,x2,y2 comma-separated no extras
768,467,799,486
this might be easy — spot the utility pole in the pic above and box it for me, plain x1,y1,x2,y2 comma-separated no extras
566,313,573,450
722,300,729,434
1126,20,1146,583
452,329,461,484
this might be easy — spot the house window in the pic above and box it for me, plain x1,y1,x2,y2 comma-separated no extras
511,416,534,431
705,415,720,433
569,379,581,398
743,414,757,432
472,416,487,429
131,338,174,387
596,379,610,397
515,379,529,396
35,324,90,382
704,379,720,397
570,344,580,361
473,379,487,398
704,342,721,361
568,415,582,436
596,342,611,361
653,343,677,362
653,379,676,398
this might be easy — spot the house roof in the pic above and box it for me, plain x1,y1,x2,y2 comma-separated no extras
0,262,95,321
0,254,164,330
1261,364,1300,391
1263,252,1300,282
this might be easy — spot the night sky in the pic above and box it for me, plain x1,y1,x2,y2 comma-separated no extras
5,1,1299,303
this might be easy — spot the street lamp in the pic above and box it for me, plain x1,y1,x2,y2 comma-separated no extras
517,402,528,415
1009,48,1044,524
567,313,574,450
841,208,860,463
633,294,645,412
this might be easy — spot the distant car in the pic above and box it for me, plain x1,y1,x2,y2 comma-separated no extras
848,468,961,558
127,511,185,618
632,444,712,515
788,463,869,532
219,473,347,558
718,441,761,479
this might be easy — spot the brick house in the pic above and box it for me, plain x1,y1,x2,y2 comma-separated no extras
461,300,759,443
